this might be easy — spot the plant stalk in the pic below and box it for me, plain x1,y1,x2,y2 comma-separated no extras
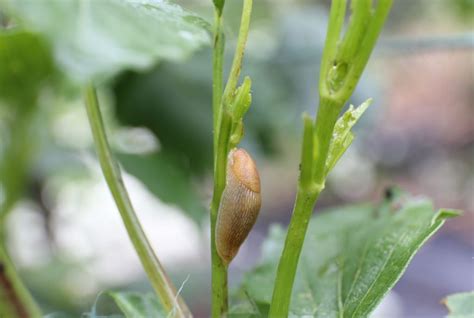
83,85,191,318
268,187,319,317
0,244,42,318
210,1,252,316
269,97,342,317
222,0,253,102
210,4,228,317
212,10,224,158
210,112,232,317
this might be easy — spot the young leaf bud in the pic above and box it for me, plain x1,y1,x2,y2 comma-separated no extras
216,148,261,265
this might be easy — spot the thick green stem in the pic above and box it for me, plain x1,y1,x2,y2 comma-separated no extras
0,245,41,318
268,187,319,317
83,85,191,318
269,1,392,315
312,98,343,184
269,98,341,317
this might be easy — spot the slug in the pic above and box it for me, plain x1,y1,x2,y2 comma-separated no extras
216,148,261,265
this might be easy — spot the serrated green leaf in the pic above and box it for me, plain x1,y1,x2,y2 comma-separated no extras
325,98,372,175
109,292,166,318
3,0,210,83
0,30,54,106
443,291,474,318
117,152,206,223
236,192,457,317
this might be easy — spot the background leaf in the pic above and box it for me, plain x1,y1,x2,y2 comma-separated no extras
118,152,207,223
3,0,210,83
0,30,54,106
443,291,474,318
236,191,459,317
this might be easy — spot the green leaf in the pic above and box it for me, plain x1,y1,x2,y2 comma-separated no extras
213,0,225,14
228,76,252,148
443,291,474,318
0,30,54,106
3,0,210,83
117,152,206,223
230,76,252,121
109,292,166,318
325,98,372,175
236,191,458,317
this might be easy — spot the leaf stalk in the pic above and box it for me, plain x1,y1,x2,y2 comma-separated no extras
83,85,191,318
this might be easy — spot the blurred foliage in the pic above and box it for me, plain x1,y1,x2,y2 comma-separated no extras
0,0,212,223
0,0,470,315
451,0,474,19
2,0,210,83
0,30,54,107
118,152,207,222
235,191,459,317
443,291,474,317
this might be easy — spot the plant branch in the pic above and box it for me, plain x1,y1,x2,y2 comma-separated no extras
222,0,253,102
212,11,224,160
83,85,191,318
210,3,228,317
269,1,393,315
268,97,341,317
210,0,253,316
0,244,42,318
210,111,232,318
269,186,320,317
319,0,347,97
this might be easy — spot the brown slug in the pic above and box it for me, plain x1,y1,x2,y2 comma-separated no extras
215,148,261,265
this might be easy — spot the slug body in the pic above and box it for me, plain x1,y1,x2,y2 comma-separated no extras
216,148,261,265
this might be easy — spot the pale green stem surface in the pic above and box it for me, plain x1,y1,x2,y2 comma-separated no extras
83,85,191,318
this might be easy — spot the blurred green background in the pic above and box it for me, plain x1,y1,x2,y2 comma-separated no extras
0,0,473,317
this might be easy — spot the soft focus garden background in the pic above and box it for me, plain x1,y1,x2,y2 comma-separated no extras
0,0,473,317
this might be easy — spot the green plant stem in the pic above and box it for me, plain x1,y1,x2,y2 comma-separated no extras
268,187,319,317
210,4,228,318
83,85,191,318
269,98,342,317
0,244,42,318
212,10,224,158
319,0,346,97
210,112,232,318
210,1,252,316
312,98,343,183
222,0,253,102
269,1,392,315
